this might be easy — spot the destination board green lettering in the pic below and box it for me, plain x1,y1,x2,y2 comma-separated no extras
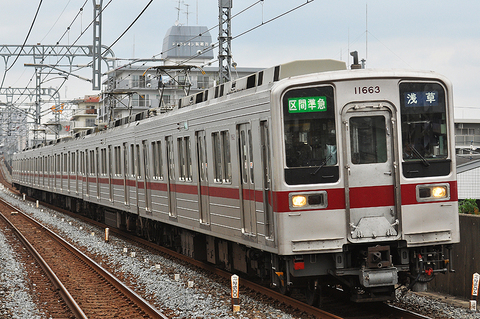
288,96,327,113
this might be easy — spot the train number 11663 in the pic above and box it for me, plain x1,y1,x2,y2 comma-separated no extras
354,86,380,94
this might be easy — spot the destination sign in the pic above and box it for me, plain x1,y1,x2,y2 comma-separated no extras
288,96,327,113
404,91,439,107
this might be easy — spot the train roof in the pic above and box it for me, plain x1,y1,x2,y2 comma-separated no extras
20,59,448,153
177,59,347,109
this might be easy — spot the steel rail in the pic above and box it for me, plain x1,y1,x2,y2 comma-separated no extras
91,220,344,319
0,210,87,319
0,199,168,319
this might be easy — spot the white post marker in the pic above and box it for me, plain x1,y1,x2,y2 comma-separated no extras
105,228,109,242
471,272,480,311
36,200,39,208
231,274,240,312
22,194,25,201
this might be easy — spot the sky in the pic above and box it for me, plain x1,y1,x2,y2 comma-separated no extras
0,0,479,117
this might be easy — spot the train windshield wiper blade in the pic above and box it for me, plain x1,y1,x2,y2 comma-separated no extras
311,154,333,175
411,146,430,167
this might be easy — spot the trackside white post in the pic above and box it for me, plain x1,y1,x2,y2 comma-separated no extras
470,272,479,311
231,274,240,312
105,228,109,242
36,200,39,208
22,194,25,201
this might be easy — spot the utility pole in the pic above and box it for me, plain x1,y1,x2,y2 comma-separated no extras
218,0,232,84
92,0,104,91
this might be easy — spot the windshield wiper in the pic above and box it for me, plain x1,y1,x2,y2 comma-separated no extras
311,154,333,175
410,146,430,167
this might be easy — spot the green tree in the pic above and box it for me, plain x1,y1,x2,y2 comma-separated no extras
459,198,479,214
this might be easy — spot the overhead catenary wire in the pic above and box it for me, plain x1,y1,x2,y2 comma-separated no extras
110,0,265,76
11,0,91,107
178,0,315,65
101,0,154,55
110,0,308,86
11,0,316,122
0,0,44,91
13,0,114,113
39,0,74,43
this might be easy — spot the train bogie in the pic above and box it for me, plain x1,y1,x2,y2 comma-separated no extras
12,59,459,303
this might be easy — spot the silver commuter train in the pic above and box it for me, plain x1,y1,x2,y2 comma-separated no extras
12,59,460,303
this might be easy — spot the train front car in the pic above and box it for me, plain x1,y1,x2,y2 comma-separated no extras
271,65,459,302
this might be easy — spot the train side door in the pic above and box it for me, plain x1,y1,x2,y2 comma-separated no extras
260,121,275,241
85,150,91,197
142,140,152,212
96,148,100,199
196,130,210,224
108,145,113,202
134,144,141,214
76,151,81,196
238,123,257,235
343,104,400,243
123,143,130,206
166,136,177,218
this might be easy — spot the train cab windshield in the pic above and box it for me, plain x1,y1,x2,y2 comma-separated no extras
282,86,338,185
400,82,450,177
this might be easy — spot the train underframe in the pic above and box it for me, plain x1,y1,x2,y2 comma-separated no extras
19,185,453,304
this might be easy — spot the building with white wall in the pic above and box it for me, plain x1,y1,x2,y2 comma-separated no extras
455,106,480,200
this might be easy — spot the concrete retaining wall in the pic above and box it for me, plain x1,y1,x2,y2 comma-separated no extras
428,214,480,299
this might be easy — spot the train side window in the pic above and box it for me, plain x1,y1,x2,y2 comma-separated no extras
212,132,222,182
212,130,232,184
101,148,107,176
222,131,232,183
130,144,135,177
85,151,89,175
114,146,122,175
240,130,248,184
79,152,83,175
178,136,192,182
64,152,69,174
50,155,54,176
196,131,208,182
56,154,61,174
89,150,96,176
178,138,185,181
166,136,175,180
152,142,158,179
70,152,75,174
186,137,192,181
248,129,254,183
136,144,141,178
152,141,163,179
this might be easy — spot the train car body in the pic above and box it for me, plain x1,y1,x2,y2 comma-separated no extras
13,59,460,303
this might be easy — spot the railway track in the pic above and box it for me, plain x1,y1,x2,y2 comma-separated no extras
0,195,167,319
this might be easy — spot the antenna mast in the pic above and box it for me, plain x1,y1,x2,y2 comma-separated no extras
175,0,182,24
365,3,368,67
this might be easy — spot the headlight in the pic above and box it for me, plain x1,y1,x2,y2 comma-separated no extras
431,186,447,198
416,184,450,202
289,191,328,210
291,195,307,207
